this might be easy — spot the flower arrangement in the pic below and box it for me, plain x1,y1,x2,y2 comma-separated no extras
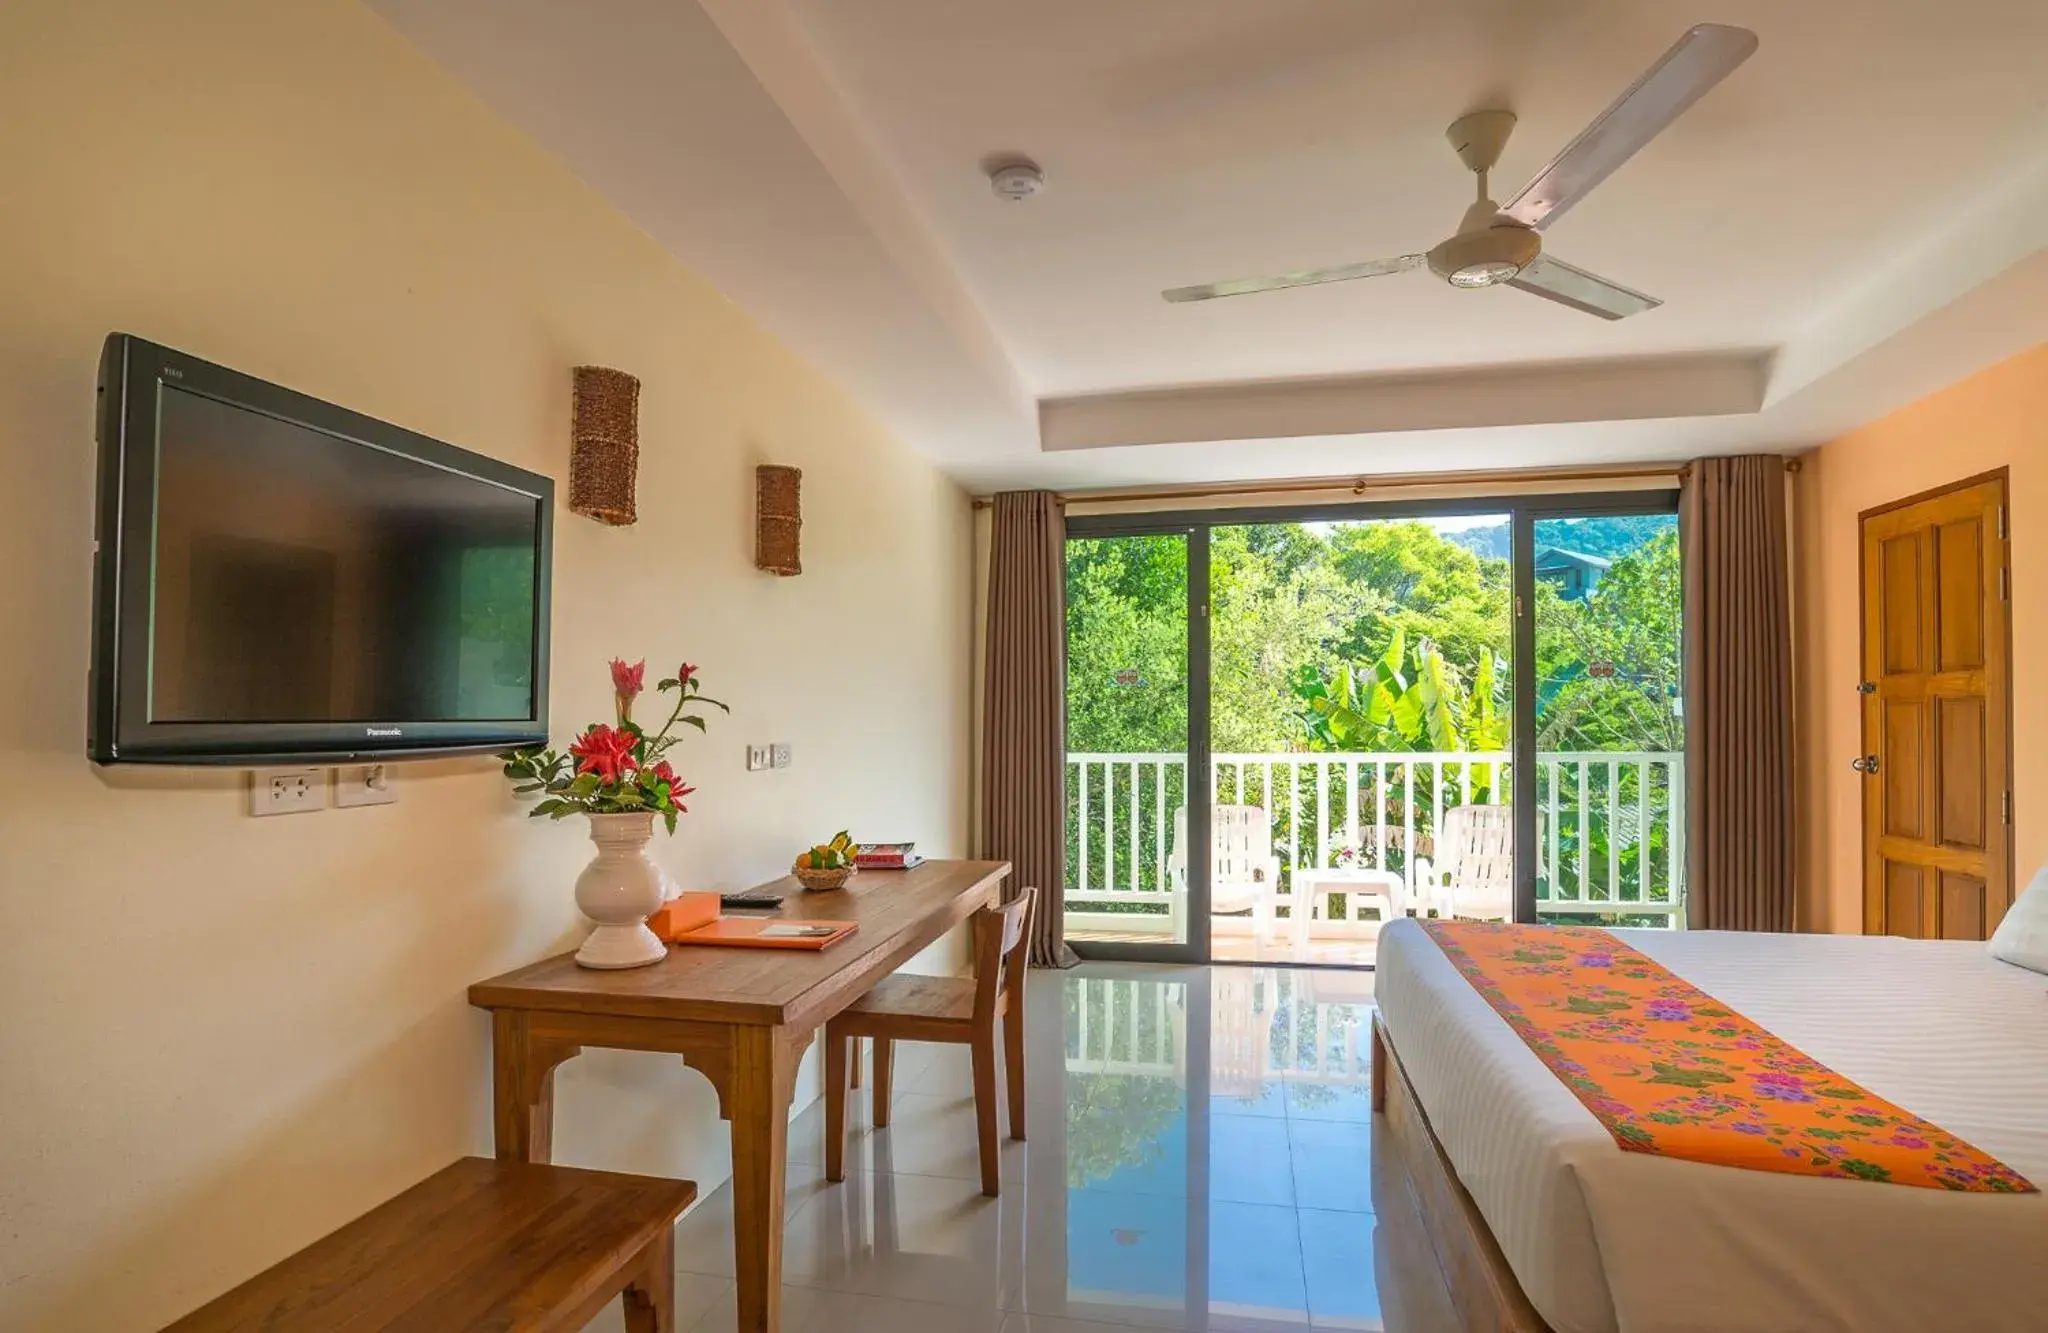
499,657,729,833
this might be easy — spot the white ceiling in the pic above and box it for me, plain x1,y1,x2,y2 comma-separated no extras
370,0,2048,493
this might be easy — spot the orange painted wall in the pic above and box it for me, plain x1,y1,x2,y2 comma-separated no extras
1795,344,2047,933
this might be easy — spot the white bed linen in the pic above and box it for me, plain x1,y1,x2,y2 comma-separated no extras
1375,919,2048,1333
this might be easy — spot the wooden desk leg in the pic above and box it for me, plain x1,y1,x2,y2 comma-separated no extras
729,1026,798,1333
492,1011,576,1164
622,1226,677,1333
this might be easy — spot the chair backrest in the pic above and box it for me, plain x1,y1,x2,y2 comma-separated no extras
975,886,1037,1024
1167,805,1273,887
1439,804,1513,919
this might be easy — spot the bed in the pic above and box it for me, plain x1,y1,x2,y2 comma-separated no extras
1371,919,2048,1333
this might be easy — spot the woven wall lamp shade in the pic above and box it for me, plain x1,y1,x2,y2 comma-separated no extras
755,465,802,576
569,366,640,525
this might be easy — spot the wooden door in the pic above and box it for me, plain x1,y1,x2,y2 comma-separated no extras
1859,472,2013,939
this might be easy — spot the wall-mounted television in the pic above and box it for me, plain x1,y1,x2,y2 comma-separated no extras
89,334,552,765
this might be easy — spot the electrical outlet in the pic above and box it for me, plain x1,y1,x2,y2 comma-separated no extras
250,767,324,817
770,742,792,769
745,744,771,772
334,764,398,808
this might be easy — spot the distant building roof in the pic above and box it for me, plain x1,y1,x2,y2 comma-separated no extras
1534,547,1612,572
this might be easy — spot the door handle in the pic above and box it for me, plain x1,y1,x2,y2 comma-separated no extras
1851,754,1881,774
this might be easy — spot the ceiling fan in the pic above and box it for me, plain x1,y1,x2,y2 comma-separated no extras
1162,23,1758,319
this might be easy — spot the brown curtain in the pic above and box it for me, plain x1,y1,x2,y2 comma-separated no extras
981,491,1076,967
1681,456,1795,931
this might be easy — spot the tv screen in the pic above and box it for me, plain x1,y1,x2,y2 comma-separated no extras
90,335,552,764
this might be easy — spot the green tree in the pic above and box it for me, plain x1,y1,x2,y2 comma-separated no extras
1535,528,1683,752
1324,521,1511,671
1209,525,1383,752
1065,536,1188,754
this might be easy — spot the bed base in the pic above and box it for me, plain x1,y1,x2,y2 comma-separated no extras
1372,1013,1557,1333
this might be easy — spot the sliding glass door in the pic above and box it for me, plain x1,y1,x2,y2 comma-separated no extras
1526,510,1686,926
1063,529,1206,959
1065,491,1683,965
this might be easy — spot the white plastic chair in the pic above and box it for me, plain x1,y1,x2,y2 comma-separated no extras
1411,804,1514,921
1166,804,1281,941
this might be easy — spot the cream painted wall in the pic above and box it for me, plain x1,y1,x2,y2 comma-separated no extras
1794,344,2046,933
0,2,973,1328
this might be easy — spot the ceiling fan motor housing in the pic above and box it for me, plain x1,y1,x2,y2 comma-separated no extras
1428,222,1540,288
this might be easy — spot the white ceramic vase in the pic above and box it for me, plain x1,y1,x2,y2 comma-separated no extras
573,811,669,969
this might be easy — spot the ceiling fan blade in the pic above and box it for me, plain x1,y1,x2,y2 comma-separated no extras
1507,254,1661,320
1163,254,1424,303
1501,23,1758,231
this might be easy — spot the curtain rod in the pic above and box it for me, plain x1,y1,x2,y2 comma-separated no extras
968,458,1800,510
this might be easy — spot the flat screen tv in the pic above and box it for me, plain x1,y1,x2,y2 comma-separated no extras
89,334,553,765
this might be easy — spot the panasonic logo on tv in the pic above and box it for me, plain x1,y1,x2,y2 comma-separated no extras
365,727,404,738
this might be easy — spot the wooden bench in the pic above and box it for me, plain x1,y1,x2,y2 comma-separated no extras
161,1157,697,1332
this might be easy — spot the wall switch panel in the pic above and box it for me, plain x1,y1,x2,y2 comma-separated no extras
250,768,324,817
770,742,792,769
334,764,397,808
745,744,772,772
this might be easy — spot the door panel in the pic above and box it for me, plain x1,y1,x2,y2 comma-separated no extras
1934,696,1985,850
1860,475,2012,940
1880,700,1923,839
1883,861,1923,938
1879,535,1922,673
1939,871,1987,942
1935,520,1985,671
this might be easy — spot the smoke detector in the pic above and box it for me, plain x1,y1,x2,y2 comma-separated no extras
987,159,1044,201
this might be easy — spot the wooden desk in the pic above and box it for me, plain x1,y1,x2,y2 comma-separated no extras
469,858,1010,1333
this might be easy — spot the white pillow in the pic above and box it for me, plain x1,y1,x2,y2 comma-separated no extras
1988,863,2048,974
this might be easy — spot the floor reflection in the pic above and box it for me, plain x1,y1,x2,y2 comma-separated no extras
646,965,1459,1333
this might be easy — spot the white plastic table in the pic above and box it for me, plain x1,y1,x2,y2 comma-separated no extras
1291,868,1406,951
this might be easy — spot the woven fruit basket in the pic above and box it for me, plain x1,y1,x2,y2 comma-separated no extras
794,864,855,893
793,831,858,891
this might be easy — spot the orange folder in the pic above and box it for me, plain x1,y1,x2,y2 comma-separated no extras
673,916,858,951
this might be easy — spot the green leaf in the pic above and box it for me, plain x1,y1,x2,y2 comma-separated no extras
663,808,678,835
679,715,708,732
568,773,601,797
512,782,546,794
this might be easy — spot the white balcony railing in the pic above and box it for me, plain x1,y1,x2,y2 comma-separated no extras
1065,750,1685,937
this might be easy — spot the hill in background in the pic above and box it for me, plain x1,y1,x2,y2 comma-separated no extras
1445,513,1672,562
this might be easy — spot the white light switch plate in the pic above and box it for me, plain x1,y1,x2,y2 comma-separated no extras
745,744,771,772
250,768,324,817
770,742,792,769
334,764,397,808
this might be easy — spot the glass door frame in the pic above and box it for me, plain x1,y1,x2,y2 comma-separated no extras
1066,487,1680,963
1062,518,1212,964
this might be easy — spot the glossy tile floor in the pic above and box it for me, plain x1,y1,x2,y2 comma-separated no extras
590,964,1459,1333
1068,922,1385,968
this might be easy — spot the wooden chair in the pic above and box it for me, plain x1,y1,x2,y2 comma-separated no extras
823,886,1036,1197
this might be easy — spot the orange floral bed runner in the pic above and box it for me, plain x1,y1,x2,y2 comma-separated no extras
1423,921,2034,1193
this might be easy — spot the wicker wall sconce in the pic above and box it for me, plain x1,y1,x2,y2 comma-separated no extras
569,366,640,526
755,465,802,576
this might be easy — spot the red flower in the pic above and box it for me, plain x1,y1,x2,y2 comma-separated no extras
675,662,697,690
609,658,645,724
570,724,636,786
648,760,695,812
